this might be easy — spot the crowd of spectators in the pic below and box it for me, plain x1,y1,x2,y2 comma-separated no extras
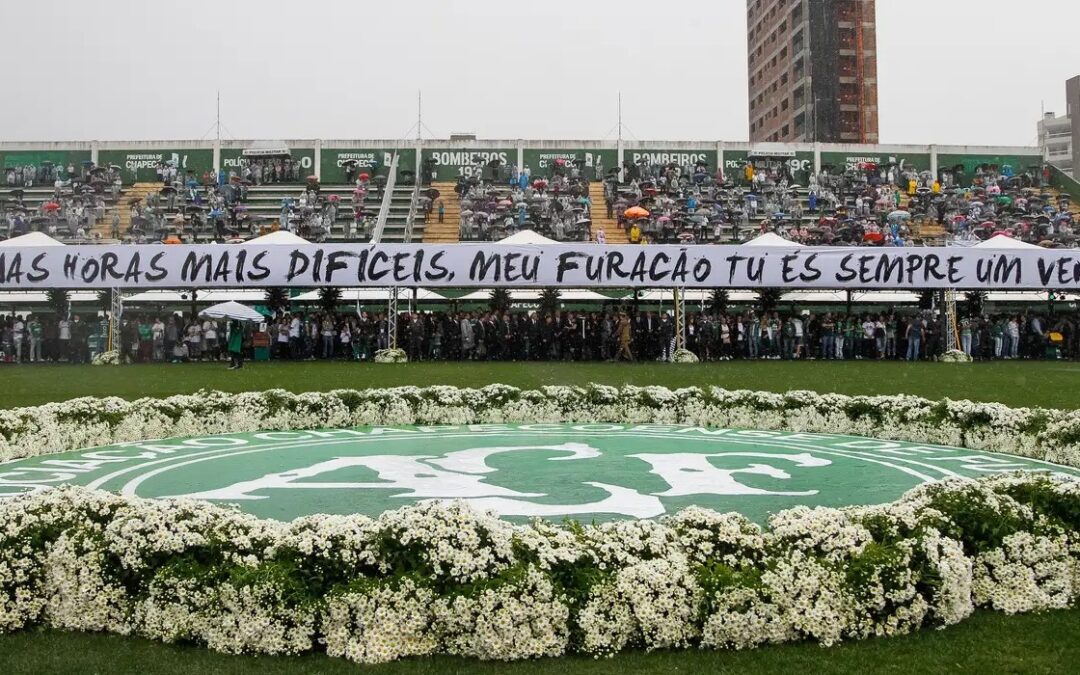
456,159,595,242
607,160,1076,248
123,170,377,244
8,305,1074,365
229,157,305,185
2,162,121,240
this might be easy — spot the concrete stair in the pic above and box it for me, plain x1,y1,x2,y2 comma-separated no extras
101,182,163,239
588,182,627,243
422,181,462,243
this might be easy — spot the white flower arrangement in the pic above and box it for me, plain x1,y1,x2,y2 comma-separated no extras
373,348,408,364
0,475,1077,663
2,386,1080,664
938,350,974,363
3,385,1079,467
672,349,700,363
91,350,121,366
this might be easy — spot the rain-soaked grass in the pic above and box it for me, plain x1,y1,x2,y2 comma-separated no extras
2,359,1078,410
3,361,1079,672
2,609,1078,674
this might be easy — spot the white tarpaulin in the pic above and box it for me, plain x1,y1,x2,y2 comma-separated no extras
0,232,65,247
973,234,1042,250
1,243,1078,290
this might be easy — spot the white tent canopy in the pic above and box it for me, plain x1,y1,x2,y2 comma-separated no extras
0,232,65,247
124,289,271,304
495,230,558,245
242,231,310,246
291,288,446,302
456,289,621,302
199,301,266,321
973,234,1042,250
635,290,759,303
742,232,805,247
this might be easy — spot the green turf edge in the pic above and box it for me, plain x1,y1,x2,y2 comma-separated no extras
4,361,1080,410
1,608,1078,675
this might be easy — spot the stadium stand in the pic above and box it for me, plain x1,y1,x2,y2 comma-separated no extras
1,163,122,241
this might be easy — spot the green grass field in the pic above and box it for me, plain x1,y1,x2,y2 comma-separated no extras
3,360,1079,673
2,609,1078,675
4,360,1080,409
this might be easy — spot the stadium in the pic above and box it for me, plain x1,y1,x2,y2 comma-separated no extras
3,1,1080,674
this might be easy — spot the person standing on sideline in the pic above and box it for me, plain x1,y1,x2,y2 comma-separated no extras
616,312,634,361
12,315,24,363
228,320,245,370
28,315,42,362
906,317,924,361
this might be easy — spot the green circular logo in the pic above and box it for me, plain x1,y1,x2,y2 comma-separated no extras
2,425,1077,522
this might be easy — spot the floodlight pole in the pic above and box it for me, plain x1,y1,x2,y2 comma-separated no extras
674,288,686,353
388,287,399,349
107,288,123,354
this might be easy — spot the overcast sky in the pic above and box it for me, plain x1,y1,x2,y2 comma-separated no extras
2,0,1077,146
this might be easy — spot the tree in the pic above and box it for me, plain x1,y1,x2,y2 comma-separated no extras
95,290,112,314
755,288,782,313
46,289,69,317
709,289,730,315
917,290,935,311
538,288,561,317
964,291,987,318
318,287,342,315
489,289,511,313
264,288,289,316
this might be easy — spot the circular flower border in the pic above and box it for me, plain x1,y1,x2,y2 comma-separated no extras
1,385,1079,664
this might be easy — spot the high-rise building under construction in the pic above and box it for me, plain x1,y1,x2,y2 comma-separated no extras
747,0,879,143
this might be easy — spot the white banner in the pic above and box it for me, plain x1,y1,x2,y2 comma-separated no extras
0,244,1077,290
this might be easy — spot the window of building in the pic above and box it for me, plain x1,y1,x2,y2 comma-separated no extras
781,98,789,111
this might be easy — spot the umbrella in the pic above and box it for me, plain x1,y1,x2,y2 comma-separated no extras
358,173,370,181
43,202,61,211
340,159,358,167
887,210,911,221
199,301,265,322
